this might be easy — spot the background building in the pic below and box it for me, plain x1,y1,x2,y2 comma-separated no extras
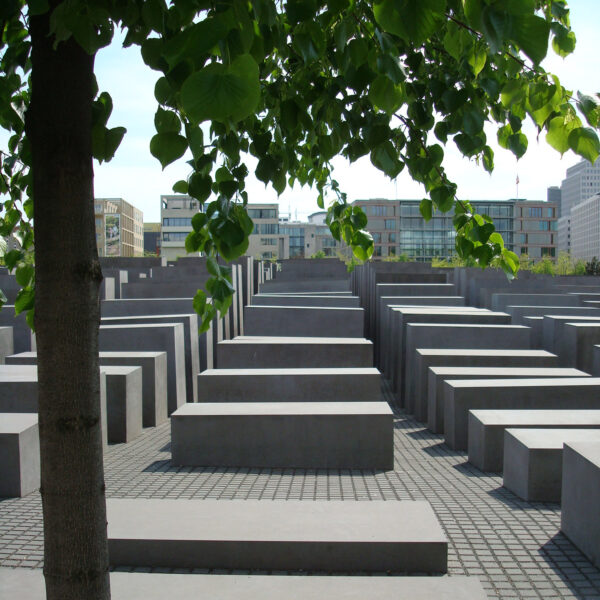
144,223,160,256
570,193,600,261
351,197,557,261
95,198,144,257
246,204,289,259
160,195,203,261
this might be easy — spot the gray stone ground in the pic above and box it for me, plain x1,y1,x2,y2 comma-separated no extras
1,381,600,599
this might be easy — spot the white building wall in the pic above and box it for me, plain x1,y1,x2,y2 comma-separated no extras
571,194,600,261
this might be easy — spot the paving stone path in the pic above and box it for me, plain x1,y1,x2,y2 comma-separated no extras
1,381,599,599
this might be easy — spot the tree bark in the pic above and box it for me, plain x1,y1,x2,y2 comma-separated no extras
26,4,110,599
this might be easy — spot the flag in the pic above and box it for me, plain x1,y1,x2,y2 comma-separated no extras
516,175,520,185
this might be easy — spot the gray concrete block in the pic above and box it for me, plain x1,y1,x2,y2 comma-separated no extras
252,294,360,307
541,315,600,354
0,307,31,353
0,364,38,412
507,305,600,325
561,441,600,568
562,322,600,372
468,409,600,472
0,327,13,364
244,305,364,337
101,366,143,444
404,324,531,412
102,314,199,403
217,336,373,368
171,401,394,469
414,350,560,433
0,568,489,600
0,413,39,497
389,311,511,404
259,279,350,293
522,316,544,348
444,378,600,451
427,367,587,433
503,428,600,502
491,293,581,312
99,324,186,415
197,368,380,402
106,499,448,572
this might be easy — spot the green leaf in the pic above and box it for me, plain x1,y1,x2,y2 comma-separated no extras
188,173,212,203
568,127,600,164
29,0,50,16
206,256,221,277
172,180,188,194
154,107,181,134
512,14,549,65
181,54,260,124
420,198,433,221
430,184,456,212
4,249,22,271
552,24,576,57
370,142,404,178
467,45,486,76
350,230,373,261
150,132,188,169
369,75,404,114
546,114,581,155
373,0,446,45
508,132,528,159
14,287,34,316
15,264,34,287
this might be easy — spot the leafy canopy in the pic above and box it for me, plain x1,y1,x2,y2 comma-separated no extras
1,0,599,329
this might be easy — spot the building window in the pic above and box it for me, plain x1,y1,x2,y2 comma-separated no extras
248,208,277,219
163,217,192,227
162,232,189,241
384,219,395,230
254,223,279,235
260,238,277,246
389,232,396,243
528,207,543,217
372,233,381,243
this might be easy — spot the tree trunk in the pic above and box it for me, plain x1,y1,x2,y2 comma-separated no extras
26,4,110,599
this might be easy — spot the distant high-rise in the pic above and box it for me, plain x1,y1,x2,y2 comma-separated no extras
560,159,600,217
547,186,562,217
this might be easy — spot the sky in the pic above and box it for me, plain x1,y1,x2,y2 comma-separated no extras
90,1,600,223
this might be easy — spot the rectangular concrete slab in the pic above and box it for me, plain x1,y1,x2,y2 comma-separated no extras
252,294,360,307
0,413,39,497
491,293,581,312
217,336,373,368
171,401,393,469
468,409,600,472
198,368,381,402
507,305,600,325
107,499,448,573
444,378,600,451
413,349,560,433
101,366,143,444
0,569,489,600
503,428,600,502
100,323,186,415
404,324,531,412
427,367,588,433
541,315,600,355
561,322,600,373
561,442,600,568
244,305,364,337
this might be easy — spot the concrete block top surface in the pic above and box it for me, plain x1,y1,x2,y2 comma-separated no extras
563,441,600,467
199,368,379,376
0,569,488,600
173,401,393,416
100,351,166,358
0,412,38,433
0,364,37,380
505,428,600,449
431,367,587,377
100,366,142,376
471,409,600,425
246,305,362,312
225,336,372,345
447,377,600,390
102,314,195,320
100,323,183,330
390,308,491,315
107,499,446,543
417,349,556,357
408,323,529,330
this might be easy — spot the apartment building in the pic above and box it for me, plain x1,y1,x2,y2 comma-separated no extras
160,194,203,261
95,198,144,257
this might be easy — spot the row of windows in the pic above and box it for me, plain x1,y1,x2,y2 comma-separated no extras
163,217,192,227
260,238,277,246
248,209,277,219
254,223,279,235
162,232,188,241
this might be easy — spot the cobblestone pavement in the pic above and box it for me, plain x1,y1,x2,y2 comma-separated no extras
1,381,600,599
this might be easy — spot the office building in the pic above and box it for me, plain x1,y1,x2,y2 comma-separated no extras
246,204,289,259
95,198,144,257
571,193,600,261
144,223,160,256
160,194,203,261
560,159,600,217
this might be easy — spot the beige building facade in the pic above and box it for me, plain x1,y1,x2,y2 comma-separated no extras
95,198,144,257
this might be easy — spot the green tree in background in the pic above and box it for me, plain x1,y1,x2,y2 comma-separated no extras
1,1,599,598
